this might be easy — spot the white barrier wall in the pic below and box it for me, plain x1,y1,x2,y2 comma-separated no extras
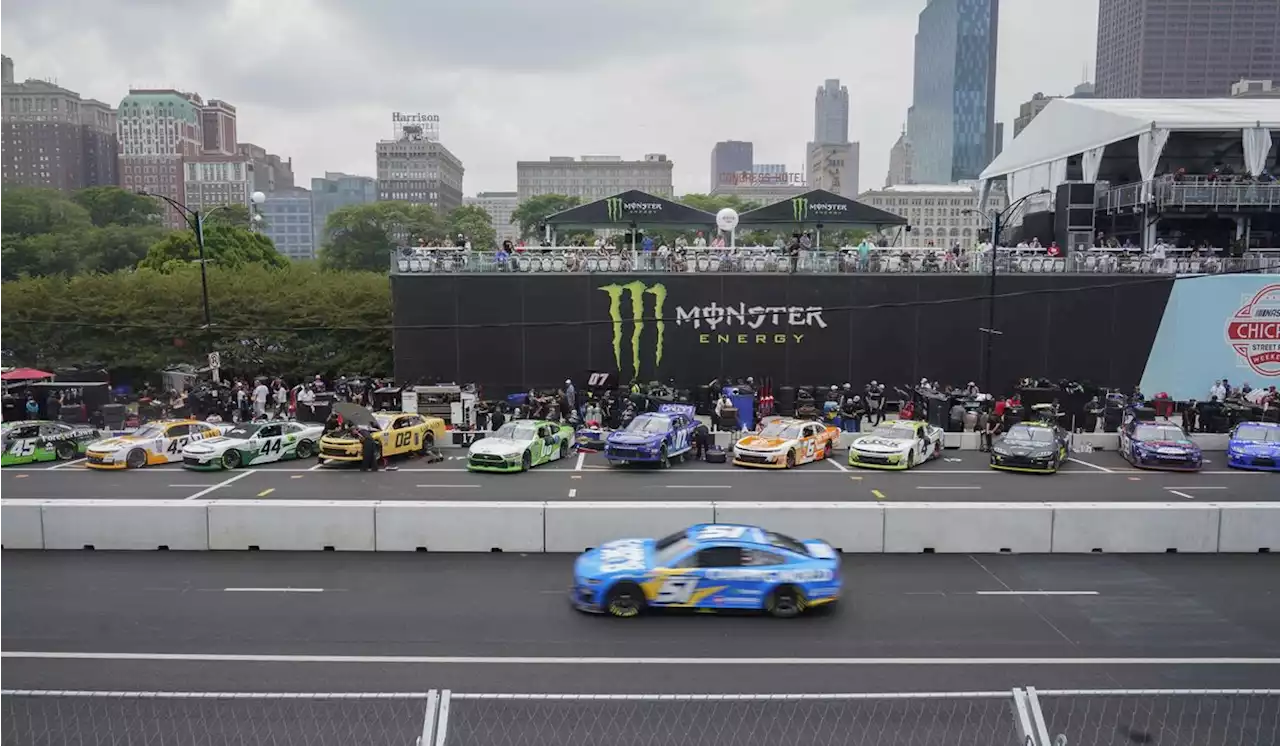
1051,503,1222,553
544,502,715,552
0,501,44,549
207,501,375,551
42,500,209,550
713,503,885,553
1217,504,1280,553
883,503,1054,553
376,501,544,552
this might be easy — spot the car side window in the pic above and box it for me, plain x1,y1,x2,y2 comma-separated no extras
259,424,282,438
166,424,190,438
743,549,786,566
538,426,550,438
392,417,409,429
803,424,817,438
12,425,39,439
695,546,744,568
39,423,64,436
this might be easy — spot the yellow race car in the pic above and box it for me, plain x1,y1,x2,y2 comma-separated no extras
318,404,445,465
85,419,223,470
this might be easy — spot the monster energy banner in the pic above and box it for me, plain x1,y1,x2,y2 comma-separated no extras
737,188,907,227
544,190,717,228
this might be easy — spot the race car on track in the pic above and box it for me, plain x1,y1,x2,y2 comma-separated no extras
1,420,102,467
847,420,944,470
1119,420,1202,471
604,404,698,467
85,419,223,469
467,419,575,472
989,421,1070,474
732,418,840,469
571,523,841,618
1226,421,1280,472
318,404,445,466
181,420,326,470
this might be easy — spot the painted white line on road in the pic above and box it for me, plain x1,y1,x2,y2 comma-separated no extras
307,463,325,471
568,488,577,498
183,471,255,501
1068,458,1114,473
6,652,1278,666
575,453,585,471
665,485,732,489
976,591,1100,596
1167,490,1197,500
828,459,849,472
1165,486,1228,490
48,458,86,470
415,484,480,489
223,588,324,593
915,486,981,491
168,484,212,488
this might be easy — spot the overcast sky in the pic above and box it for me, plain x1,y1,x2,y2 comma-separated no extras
3,0,1098,197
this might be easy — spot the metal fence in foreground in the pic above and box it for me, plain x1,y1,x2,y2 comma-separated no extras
3,688,1277,746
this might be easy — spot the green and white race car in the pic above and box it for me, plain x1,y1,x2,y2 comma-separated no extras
466,419,575,472
1,420,103,467
180,420,325,470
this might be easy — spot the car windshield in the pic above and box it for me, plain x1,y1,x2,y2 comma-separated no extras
626,416,670,434
1235,425,1280,443
493,423,537,441
870,425,914,439
131,425,166,439
652,537,695,567
1004,425,1054,444
1135,425,1187,442
759,423,804,440
225,425,261,440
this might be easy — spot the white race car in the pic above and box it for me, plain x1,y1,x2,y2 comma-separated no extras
847,420,945,471
85,419,224,470
181,420,325,470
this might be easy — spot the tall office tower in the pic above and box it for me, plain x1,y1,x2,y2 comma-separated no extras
813,79,849,145
709,140,753,188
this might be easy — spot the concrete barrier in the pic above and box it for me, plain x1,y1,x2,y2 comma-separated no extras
207,501,374,551
1051,503,1221,553
1191,434,1229,451
1072,433,1120,451
1217,503,1280,553
713,502,885,552
1,501,45,549
42,500,208,550
883,503,1054,553
376,501,544,552
544,501,714,552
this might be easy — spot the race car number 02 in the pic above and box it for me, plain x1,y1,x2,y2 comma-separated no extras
394,432,413,448
654,577,698,604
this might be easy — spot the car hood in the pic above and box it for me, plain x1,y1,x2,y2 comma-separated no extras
1229,440,1280,455
607,431,665,446
183,436,240,453
470,438,526,456
333,402,380,431
575,538,653,578
994,440,1057,454
851,435,911,452
1137,439,1199,452
736,435,789,450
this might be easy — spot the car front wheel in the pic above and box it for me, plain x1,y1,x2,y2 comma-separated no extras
222,450,242,469
125,449,147,469
605,582,645,618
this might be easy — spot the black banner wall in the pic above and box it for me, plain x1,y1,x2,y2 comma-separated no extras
392,274,1175,395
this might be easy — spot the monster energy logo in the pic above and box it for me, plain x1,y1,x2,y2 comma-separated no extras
605,198,662,222
791,197,848,221
600,281,666,380
606,197,624,222
791,197,808,221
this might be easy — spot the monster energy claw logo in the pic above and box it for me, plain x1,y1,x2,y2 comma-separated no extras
791,197,808,221
600,281,666,379
606,197,624,222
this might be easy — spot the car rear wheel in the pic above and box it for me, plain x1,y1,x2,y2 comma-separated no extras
785,450,796,468
295,440,315,459
605,582,646,618
766,585,805,619
125,448,147,469
222,450,242,470
55,442,77,461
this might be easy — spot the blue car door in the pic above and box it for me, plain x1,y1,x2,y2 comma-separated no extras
651,545,746,610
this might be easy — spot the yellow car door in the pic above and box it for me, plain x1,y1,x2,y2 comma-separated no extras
385,415,419,456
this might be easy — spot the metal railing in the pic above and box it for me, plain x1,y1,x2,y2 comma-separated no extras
5,688,1277,745
1098,178,1280,212
391,247,1280,276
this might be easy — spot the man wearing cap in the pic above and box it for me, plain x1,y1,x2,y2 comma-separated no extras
564,379,576,413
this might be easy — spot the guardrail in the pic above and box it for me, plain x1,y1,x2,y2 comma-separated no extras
1099,179,1280,212
4,500,1276,554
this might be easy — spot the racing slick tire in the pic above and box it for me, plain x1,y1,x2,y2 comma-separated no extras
766,585,806,619
785,450,796,469
604,582,646,618
125,448,148,469
54,442,77,461
521,450,532,472
295,440,315,459
659,445,670,469
222,450,242,470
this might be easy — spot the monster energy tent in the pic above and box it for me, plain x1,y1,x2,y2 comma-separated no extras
543,190,718,230
737,189,907,229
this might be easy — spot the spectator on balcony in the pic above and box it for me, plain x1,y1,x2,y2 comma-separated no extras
1046,241,1062,258
640,233,654,254
693,231,707,248
1172,167,1187,184
495,243,510,271
710,233,725,248
772,235,786,250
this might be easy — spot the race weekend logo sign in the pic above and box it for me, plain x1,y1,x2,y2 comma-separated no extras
605,197,663,222
791,197,849,222
599,281,827,379
1227,283,1280,377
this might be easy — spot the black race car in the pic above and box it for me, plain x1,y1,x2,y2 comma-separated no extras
989,421,1069,474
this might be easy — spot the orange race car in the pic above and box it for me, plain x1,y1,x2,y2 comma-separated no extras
731,418,841,469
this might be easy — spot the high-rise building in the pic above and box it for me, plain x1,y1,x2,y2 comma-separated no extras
117,89,203,227
311,171,377,250
906,0,1000,184
813,79,849,145
858,182,1008,246
1012,83,1097,139
237,142,294,193
516,154,673,202
1096,0,1280,98
710,140,753,189
464,191,519,245
805,142,859,199
183,155,252,214
2,56,119,191
1231,79,1280,98
376,117,464,212
753,163,786,175
200,99,238,156
886,127,915,187
259,187,315,260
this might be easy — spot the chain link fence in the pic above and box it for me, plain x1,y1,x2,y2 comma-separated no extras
1031,689,1280,746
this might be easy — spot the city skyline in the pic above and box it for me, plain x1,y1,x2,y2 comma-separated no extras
4,0,1103,196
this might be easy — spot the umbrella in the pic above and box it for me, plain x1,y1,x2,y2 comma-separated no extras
0,368,53,381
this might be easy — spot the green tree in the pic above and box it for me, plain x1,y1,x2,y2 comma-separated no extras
510,194,580,239
1,187,93,238
71,186,163,227
81,225,170,273
138,224,288,272
0,231,86,280
319,201,445,272
201,203,262,230
448,205,497,249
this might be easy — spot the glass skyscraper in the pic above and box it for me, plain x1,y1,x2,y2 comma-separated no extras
907,0,1000,184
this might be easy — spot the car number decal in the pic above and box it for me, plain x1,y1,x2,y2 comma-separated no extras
653,577,698,604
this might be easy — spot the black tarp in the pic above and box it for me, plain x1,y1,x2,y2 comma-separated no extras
737,189,907,227
543,190,717,229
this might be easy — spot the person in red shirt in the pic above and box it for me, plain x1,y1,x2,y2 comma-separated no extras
994,398,1007,417
1047,241,1062,257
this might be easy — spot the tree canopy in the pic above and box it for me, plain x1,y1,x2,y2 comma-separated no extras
448,204,496,249
319,201,446,272
71,186,164,228
510,194,581,238
138,223,289,272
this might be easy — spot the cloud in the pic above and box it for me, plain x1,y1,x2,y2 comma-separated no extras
2,0,1100,196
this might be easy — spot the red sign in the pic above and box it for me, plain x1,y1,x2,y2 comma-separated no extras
1227,283,1280,377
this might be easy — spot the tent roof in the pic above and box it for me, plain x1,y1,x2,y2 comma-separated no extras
543,190,716,228
737,189,908,227
980,98,1280,180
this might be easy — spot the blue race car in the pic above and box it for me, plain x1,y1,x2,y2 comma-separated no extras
1119,420,1203,471
1227,421,1280,472
570,523,841,618
603,403,698,467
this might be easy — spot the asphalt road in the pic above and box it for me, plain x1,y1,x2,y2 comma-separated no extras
0,449,1273,503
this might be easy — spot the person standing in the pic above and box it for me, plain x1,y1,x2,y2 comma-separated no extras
252,379,269,419
359,427,379,472
272,380,289,419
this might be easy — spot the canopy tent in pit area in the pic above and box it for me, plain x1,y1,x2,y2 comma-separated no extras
542,190,718,231
737,189,908,229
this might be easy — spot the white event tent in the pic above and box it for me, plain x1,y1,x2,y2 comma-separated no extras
978,98,1279,214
